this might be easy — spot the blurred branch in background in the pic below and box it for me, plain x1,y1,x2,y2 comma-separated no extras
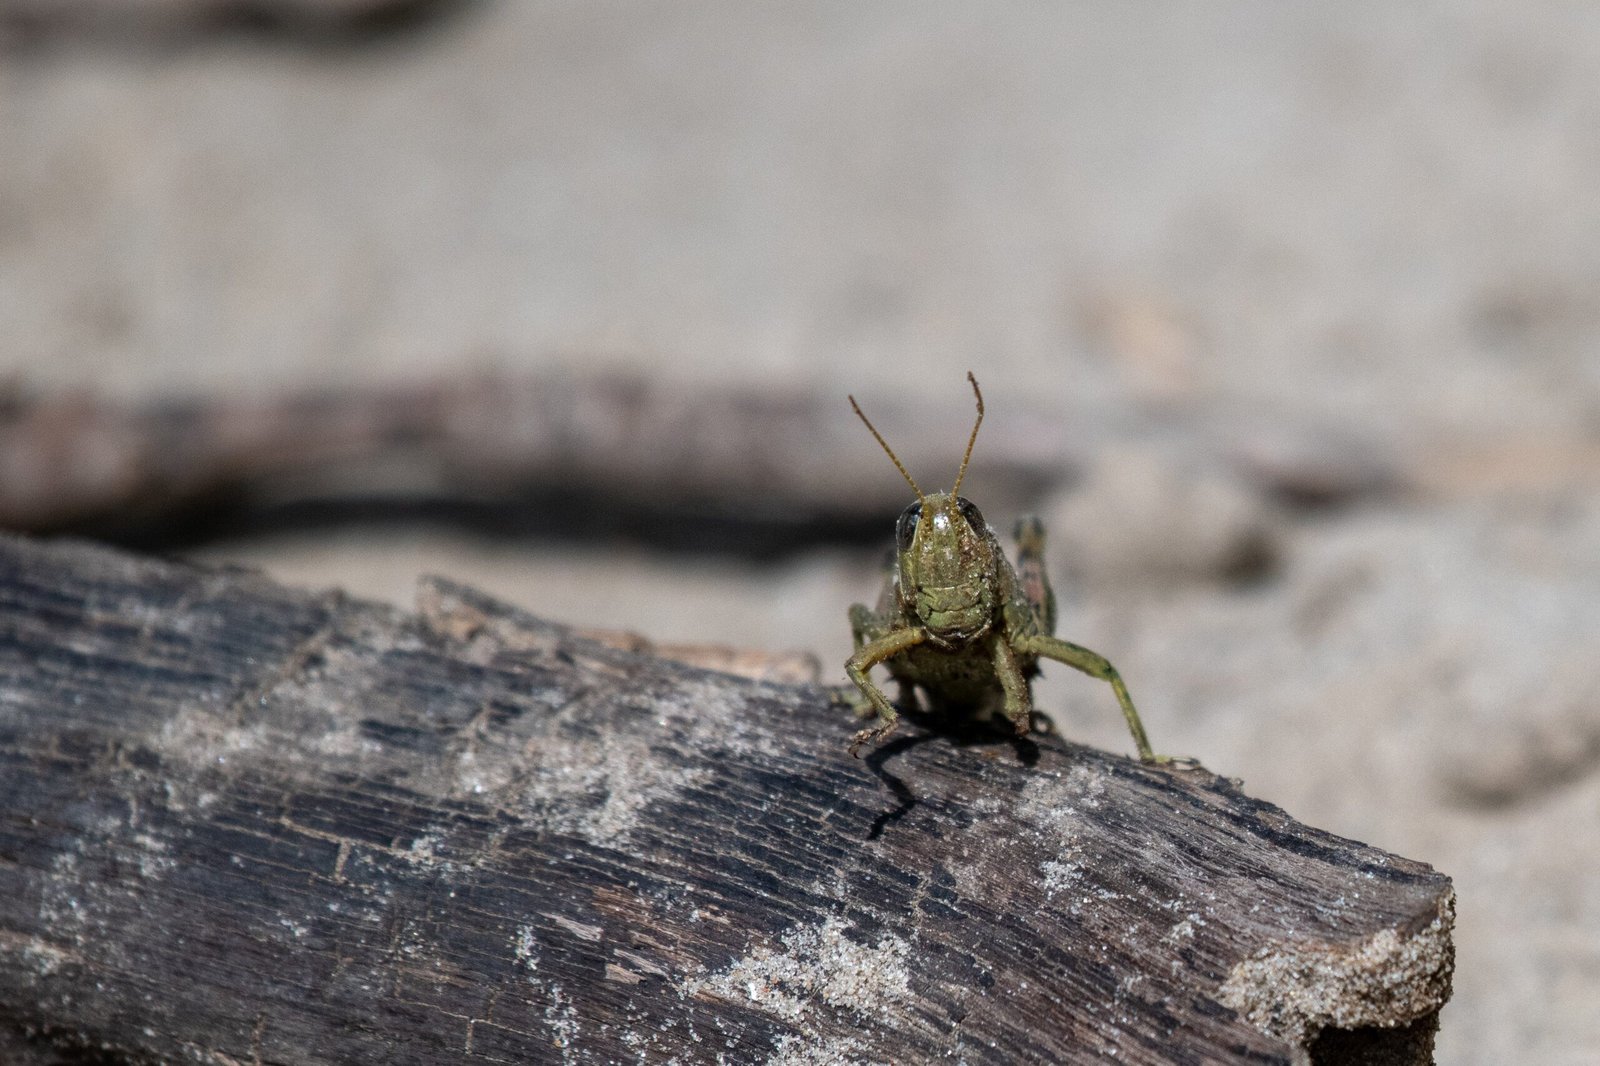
0,0,469,46
0,371,1397,559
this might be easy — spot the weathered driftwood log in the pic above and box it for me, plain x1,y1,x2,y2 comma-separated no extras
0,535,1452,1064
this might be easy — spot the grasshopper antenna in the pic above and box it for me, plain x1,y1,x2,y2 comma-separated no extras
850,393,926,507
950,370,984,497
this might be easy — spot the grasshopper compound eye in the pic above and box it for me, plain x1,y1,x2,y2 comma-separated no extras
956,496,985,532
896,502,922,551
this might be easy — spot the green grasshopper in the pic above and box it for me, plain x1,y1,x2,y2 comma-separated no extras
844,373,1166,763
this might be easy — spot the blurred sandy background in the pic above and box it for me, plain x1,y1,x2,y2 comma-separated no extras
4,3,1600,1061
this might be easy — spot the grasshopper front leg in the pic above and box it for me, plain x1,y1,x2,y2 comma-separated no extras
1012,633,1165,763
990,633,1033,737
846,626,928,756
843,603,893,719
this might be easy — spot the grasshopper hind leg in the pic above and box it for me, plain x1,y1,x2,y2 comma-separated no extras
1013,516,1057,635
1013,633,1169,763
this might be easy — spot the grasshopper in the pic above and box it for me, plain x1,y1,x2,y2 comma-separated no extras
844,373,1166,763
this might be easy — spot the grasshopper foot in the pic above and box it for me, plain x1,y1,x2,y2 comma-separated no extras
1140,752,1202,769
849,720,900,758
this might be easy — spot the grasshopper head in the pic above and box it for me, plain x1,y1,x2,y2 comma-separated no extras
894,491,999,645
851,371,999,647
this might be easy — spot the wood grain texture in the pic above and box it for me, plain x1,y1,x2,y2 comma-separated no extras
0,534,1452,1064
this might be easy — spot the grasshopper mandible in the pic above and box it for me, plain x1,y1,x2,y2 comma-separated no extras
844,373,1166,763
